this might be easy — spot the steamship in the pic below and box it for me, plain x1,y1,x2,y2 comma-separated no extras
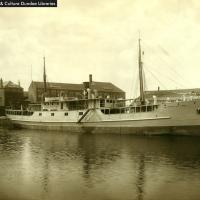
5,39,200,135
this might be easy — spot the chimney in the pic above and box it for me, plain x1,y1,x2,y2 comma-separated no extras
89,74,92,84
89,74,92,90
0,78,3,88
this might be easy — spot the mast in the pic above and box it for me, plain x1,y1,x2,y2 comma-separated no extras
138,38,145,104
43,56,47,93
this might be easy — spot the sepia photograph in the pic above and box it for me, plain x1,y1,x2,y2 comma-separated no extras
0,0,200,200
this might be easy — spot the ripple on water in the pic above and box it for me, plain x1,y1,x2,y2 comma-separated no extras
0,130,200,200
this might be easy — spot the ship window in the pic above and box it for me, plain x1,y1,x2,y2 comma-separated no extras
39,113,42,116
141,106,146,112
147,106,153,112
51,113,54,116
136,107,140,112
105,109,110,114
79,112,83,115
64,112,68,116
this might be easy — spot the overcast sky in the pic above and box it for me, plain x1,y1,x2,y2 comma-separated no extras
0,0,200,98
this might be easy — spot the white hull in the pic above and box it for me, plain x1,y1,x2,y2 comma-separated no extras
6,100,200,135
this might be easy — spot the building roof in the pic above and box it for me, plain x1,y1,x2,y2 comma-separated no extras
30,81,125,93
90,81,125,93
3,81,22,89
30,81,84,91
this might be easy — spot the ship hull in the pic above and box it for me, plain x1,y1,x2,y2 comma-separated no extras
6,100,200,135
10,118,200,136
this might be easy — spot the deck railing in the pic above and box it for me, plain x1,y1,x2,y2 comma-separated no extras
6,110,34,116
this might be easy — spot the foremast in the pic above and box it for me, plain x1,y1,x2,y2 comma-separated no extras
42,56,48,102
43,56,47,93
138,38,145,104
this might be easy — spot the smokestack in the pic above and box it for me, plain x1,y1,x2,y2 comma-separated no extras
89,74,93,90
0,78,3,88
89,74,92,84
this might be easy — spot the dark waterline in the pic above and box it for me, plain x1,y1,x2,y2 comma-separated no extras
0,130,200,200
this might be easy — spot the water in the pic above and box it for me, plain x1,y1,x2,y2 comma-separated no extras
0,130,200,200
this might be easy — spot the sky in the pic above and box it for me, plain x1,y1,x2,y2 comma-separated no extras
1,0,200,98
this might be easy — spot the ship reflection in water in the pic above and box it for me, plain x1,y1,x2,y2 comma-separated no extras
0,130,200,200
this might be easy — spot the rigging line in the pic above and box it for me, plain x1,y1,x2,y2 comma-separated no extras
164,55,195,86
145,63,186,89
129,75,135,99
146,49,186,83
145,62,186,88
142,42,181,76
130,76,136,99
143,66,168,90
143,68,147,91
136,44,165,91
129,66,138,99
143,54,188,88
157,42,185,65
152,54,190,86
132,69,139,99
143,41,193,86
132,74,138,98
142,43,176,75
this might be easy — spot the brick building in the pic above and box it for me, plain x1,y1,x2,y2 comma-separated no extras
28,81,84,103
0,80,24,109
83,75,125,99
28,76,125,103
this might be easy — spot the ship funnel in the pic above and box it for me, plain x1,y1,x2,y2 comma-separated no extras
0,78,3,88
89,74,92,84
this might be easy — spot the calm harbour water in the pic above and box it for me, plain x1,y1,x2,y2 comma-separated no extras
0,130,200,200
